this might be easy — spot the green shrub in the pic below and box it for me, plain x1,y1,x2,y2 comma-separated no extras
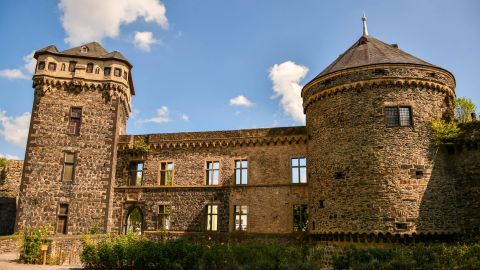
431,119,463,146
0,157,7,167
19,226,48,264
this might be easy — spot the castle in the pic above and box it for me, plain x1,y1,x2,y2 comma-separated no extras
1,18,479,241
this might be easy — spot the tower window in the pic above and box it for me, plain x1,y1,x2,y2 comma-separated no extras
104,67,111,76
206,204,218,231
48,62,57,71
68,107,82,135
157,205,171,230
291,157,307,184
234,205,248,231
123,71,128,80
68,61,77,72
385,106,412,127
57,204,69,234
235,159,248,185
293,204,308,232
128,161,144,186
86,63,94,73
95,67,100,74
114,68,122,77
60,63,66,71
63,152,76,181
206,161,220,185
37,61,45,71
160,162,173,186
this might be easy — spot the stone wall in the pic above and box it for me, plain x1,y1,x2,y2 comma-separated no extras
113,127,308,234
0,160,23,235
304,65,457,235
0,235,20,254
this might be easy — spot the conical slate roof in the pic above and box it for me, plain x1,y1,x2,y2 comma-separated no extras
315,35,435,79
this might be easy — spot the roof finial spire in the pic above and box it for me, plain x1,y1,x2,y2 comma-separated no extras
362,13,368,36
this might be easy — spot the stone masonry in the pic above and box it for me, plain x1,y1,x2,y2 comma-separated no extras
4,23,479,241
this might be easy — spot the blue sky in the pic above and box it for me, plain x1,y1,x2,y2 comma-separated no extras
0,0,479,160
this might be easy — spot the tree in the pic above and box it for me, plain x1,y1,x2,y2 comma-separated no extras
454,97,477,123
0,157,7,167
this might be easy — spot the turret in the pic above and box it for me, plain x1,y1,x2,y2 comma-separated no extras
16,42,134,234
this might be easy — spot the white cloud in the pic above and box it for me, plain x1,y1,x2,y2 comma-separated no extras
134,31,159,52
144,106,170,123
0,110,31,148
0,69,29,80
269,61,309,123
23,51,36,74
181,114,189,121
0,153,20,160
0,51,37,80
229,95,254,107
59,0,169,46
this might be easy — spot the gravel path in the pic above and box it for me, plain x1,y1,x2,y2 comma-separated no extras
0,253,82,270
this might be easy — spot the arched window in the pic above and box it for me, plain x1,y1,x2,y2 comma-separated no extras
86,63,94,73
125,207,143,234
60,63,66,71
95,67,100,74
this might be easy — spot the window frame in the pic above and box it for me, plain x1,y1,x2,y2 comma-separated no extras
234,159,248,185
234,205,248,231
206,160,220,185
157,204,171,230
206,204,219,231
114,68,122,77
37,61,45,71
57,204,69,234
291,157,307,184
128,161,144,186
104,67,111,76
293,204,308,232
68,61,77,72
67,107,82,136
62,152,76,182
159,161,174,186
384,106,413,127
86,63,94,73
48,62,57,71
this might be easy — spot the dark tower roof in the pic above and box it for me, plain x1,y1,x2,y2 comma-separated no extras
315,35,436,79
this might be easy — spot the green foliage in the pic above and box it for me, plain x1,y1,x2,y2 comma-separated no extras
332,243,480,270
81,236,323,270
454,97,477,123
19,226,49,264
431,119,463,146
0,157,8,167
128,138,150,155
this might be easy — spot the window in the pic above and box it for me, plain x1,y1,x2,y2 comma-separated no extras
104,67,111,76
235,160,248,185
206,204,218,231
81,46,89,53
206,161,219,185
291,157,307,184
234,205,248,231
293,204,308,232
123,71,128,80
114,68,122,77
68,107,82,135
128,162,144,186
160,162,173,186
385,106,412,127
60,63,66,71
86,63,94,73
37,61,45,70
68,61,77,72
48,62,57,71
57,204,68,234
63,152,75,181
157,205,171,230
95,67,100,74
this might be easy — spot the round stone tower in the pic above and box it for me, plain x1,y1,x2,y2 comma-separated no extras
303,17,457,237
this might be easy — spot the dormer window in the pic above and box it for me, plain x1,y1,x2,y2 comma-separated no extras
81,46,89,53
86,63,94,73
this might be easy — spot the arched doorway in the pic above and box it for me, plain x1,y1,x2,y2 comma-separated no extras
125,207,143,235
